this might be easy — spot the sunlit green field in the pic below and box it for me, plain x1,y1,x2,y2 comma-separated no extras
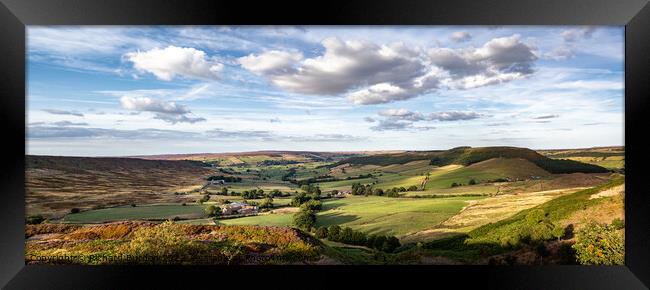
315,196,483,237
423,167,502,190
315,177,377,191
216,212,294,226
563,156,624,170
214,195,483,239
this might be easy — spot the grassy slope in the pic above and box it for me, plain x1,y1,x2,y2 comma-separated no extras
465,176,625,245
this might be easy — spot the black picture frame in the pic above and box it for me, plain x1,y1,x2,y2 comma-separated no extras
1,0,648,289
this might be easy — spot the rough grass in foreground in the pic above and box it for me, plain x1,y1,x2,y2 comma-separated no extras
25,221,320,265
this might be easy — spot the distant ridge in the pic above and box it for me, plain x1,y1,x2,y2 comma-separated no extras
129,150,403,160
335,146,610,174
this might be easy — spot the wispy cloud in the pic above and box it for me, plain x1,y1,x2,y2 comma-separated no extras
532,114,559,120
43,109,84,117
119,96,206,124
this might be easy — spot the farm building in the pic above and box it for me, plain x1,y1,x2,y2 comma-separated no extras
334,190,351,198
221,202,258,215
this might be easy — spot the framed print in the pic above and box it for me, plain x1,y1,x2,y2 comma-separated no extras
1,0,649,289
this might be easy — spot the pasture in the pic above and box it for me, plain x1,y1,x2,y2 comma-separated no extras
63,204,208,223
315,196,483,237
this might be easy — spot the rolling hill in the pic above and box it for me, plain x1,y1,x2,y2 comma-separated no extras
335,146,609,174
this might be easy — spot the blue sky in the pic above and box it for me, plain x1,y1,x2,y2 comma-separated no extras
26,26,624,156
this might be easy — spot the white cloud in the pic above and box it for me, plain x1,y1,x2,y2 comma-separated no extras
237,34,539,105
239,38,435,104
119,96,206,124
428,34,538,89
371,109,486,131
379,108,486,122
378,108,426,121
544,46,576,60
547,27,600,60
125,46,223,81
370,119,414,131
238,50,303,75
562,27,597,42
450,31,471,43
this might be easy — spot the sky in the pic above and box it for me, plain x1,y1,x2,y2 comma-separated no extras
26,26,624,156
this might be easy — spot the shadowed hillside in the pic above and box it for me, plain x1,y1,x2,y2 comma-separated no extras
26,156,214,218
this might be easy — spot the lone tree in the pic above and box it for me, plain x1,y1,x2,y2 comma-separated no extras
327,225,341,241
205,205,221,217
198,194,211,204
293,209,316,231
315,226,329,239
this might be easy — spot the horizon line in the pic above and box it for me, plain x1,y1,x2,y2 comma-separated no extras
25,144,625,158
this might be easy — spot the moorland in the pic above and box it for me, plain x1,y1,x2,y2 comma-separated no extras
25,146,625,265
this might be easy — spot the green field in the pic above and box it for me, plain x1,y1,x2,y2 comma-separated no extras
216,212,294,226
406,184,499,196
315,177,377,191
214,195,483,239
315,196,483,237
64,204,208,223
422,166,500,190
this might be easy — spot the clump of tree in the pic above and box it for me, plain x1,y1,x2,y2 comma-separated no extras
70,208,80,214
205,205,221,217
351,183,373,195
300,184,322,195
241,189,273,199
572,221,624,265
26,215,46,225
293,207,316,231
290,192,320,207
300,200,322,211
323,225,400,253
407,185,419,191
259,197,274,209
206,175,243,182
197,194,210,204
351,183,405,197
315,226,329,239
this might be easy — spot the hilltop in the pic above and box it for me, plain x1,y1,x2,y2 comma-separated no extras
334,146,609,174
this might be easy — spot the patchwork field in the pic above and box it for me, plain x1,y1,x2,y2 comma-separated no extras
26,146,623,265
215,195,484,238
